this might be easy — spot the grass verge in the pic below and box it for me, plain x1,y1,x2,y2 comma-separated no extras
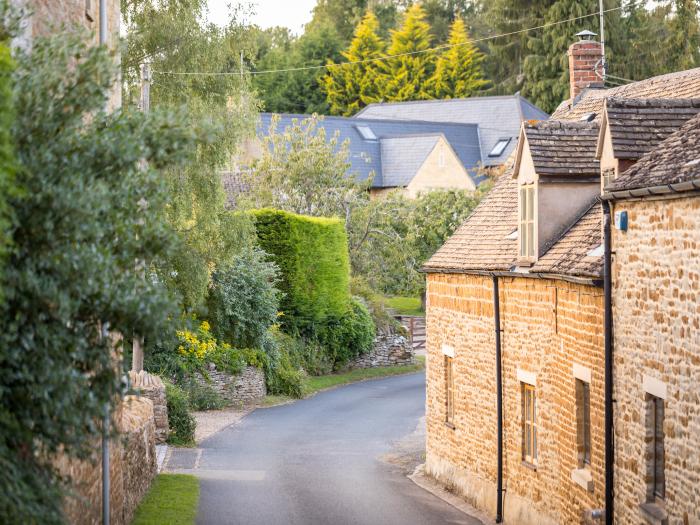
132,474,199,525
383,296,423,316
305,361,425,395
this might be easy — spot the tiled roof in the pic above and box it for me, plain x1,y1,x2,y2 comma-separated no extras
258,113,482,188
422,163,519,273
530,201,602,278
603,98,700,160
606,113,700,193
221,171,249,209
380,135,441,187
355,95,549,166
426,67,700,280
523,121,600,177
552,67,700,120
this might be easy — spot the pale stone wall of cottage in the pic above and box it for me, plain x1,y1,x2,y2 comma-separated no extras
56,395,157,525
611,196,700,524
425,272,605,525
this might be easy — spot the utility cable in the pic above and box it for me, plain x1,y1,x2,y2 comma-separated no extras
152,6,624,77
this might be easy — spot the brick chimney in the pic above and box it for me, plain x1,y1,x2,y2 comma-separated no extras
567,32,604,99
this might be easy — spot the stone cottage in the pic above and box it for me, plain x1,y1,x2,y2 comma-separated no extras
602,113,700,525
422,33,700,525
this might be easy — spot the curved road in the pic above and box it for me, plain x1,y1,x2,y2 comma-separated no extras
187,372,475,525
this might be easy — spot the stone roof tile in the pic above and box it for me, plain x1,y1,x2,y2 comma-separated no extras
524,120,600,177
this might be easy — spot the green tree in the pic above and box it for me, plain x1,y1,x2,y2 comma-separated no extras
378,4,436,101
521,0,597,112
0,32,203,523
665,0,700,71
427,17,489,98
0,41,15,293
122,0,258,310
322,11,386,116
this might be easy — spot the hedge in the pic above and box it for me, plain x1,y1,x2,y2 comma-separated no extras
250,209,351,333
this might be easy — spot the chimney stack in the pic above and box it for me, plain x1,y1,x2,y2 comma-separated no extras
567,30,604,100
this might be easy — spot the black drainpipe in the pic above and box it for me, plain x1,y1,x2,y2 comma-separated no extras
492,275,504,523
603,201,614,525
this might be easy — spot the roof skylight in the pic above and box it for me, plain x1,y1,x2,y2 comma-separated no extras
356,126,377,140
587,244,604,257
488,138,511,157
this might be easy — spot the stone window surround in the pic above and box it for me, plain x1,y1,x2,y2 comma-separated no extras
572,363,594,492
639,375,668,525
520,376,537,468
443,345,455,429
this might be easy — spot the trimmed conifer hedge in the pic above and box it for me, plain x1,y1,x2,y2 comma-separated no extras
250,209,351,332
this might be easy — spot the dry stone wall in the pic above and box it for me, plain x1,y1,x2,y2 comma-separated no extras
611,196,700,524
197,364,267,404
346,334,415,369
425,272,605,525
129,370,168,444
56,395,157,525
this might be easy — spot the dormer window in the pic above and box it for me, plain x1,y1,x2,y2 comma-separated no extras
489,138,511,157
519,184,536,260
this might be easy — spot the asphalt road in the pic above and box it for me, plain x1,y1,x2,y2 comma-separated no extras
187,372,478,525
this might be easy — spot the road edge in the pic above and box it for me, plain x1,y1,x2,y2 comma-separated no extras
408,463,494,525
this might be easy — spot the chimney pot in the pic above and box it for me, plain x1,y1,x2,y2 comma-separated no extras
568,33,604,99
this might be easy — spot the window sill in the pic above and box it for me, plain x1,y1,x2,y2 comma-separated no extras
521,461,537,471
571,468,594,492
444,421,456,430
639,502,668,525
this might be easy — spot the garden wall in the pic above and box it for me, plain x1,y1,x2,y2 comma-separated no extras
347,334,415,369
56,395,157,525
196,364,267,404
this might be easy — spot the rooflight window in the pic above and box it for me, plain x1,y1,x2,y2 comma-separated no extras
356,126,377,140
489,138,511,157
579,112,596,122
587,244,604,257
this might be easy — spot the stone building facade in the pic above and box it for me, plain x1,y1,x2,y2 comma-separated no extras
604,115,700,524
423,35,700,525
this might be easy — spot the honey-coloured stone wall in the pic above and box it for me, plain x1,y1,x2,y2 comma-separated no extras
611,196,700,524
425,272,605,524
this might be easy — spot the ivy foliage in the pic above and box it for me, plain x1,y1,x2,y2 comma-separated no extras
250,209,351,333
0,32,203,523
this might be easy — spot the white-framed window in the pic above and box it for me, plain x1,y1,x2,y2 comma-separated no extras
519,184,536,260
489,138,511,157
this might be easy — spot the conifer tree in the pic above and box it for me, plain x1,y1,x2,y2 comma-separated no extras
321,11,386,116
427,18,489,99
665,0,700,71
378,4,436,101
521,0,597,113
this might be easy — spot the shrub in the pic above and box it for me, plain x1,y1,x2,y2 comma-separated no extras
250,209,351,333
165,381,196,446
350,276,403,335
319,297,375,369
185,380,226,411
207,247,281,348
270,328,333,376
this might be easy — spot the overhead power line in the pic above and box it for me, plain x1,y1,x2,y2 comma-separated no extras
153,6,624,78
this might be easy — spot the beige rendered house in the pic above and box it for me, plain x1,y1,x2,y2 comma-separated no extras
422,32,700,525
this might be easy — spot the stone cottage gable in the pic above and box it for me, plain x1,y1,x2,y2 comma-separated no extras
606,113,700,195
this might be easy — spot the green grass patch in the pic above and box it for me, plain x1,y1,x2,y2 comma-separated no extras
132,474,199,525
305,362,425,395
383,296,423,316
260,394,296,407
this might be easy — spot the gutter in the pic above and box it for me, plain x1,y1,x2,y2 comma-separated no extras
602,202,614,525
421,267,603,288
602,177,700,201
492,276,504,523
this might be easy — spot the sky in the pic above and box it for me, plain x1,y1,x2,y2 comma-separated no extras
207,0,317,34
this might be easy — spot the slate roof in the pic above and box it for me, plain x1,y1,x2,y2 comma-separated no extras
529,201,602,278
425,68,700,280
522,121,600,177
258,113,482,188
379,135,441,187
601,98,700,160
606,113,700,194
552,67,700,121
354,95,549,166
221,171,249,209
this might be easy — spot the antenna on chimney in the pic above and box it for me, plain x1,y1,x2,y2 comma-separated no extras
599,0,606,81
